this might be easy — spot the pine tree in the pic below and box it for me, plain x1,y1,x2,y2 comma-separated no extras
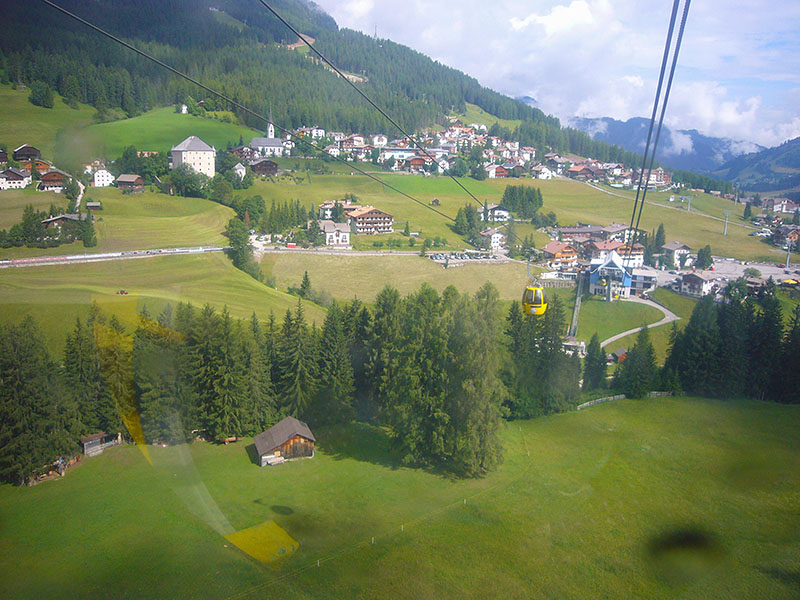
314,303,355,424
0,318,77,484
617,325,657,398
279,302,317,418
299,271,312,298
582,333,606,391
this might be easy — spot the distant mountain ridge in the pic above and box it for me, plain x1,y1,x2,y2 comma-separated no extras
568,116,763,173
713,136,800,192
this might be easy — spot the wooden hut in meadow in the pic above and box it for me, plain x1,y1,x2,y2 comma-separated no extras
253,416,315,466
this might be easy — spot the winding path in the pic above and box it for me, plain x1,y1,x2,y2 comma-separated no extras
600,296,680,349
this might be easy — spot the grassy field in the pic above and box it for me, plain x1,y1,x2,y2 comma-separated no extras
0,187,69,229
0,188,233,259
1,396,798,599
0,252,326,356
78,107,261,158
577,296,664,343
0,84,96,158
609,288,697,362
241,174,788,262
451,102,523,131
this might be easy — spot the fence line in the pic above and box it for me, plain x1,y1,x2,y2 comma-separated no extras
576,391,672,410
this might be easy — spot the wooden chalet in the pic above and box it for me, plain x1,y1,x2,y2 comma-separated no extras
41,213,91,228
250,158,278,176
0,149,7,164
39,169,70,191
13,144,41,162
117,174,144,192
253,416,315,466
231,145,255,161
23,159,52,174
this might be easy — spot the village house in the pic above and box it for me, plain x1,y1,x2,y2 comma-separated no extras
0,167,32,190
772,224,800,247
23,159,52,174
764,198,799,214
585,240,625,261
171,136,215,178
39,169,70,192
324,144,340,157
318,199,363,220
233,162,246,180
231,145,255,161
79,432,121,457
249,159,278,177
542,241,578,269
485,164,508,179
13,144,41,162
92,168,115,188
371,134,388,147
319,219,351,246
254,416,315,467
117,174,145,192
662,241,692,267
41,212,92,229
680,272,716,297
349,206,394,234
531,165,554,180
615,243,646,268
479,203,511,222
0,149,7,164
479,227,506,251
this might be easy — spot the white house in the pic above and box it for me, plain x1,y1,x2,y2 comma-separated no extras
170,136,216,178
93,168,115,188
662,241,692,267
179,104,188,114
319,219,351,247
680,272,716,297
0,168,32,189
233,163,246,180
480,228,506,250
479,203,511,222
371,134,388,147
325,144,340,158
532,165,554,180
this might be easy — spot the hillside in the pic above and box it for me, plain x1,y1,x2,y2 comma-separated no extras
1,397,798,598
569,115,763,173
0,0,636,166
713,136,800,192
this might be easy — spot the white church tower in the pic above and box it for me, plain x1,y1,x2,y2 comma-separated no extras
267,107,275,139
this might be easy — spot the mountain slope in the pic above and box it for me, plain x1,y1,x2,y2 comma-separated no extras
569,116,763,173
0,0,638,166
713,136,800,191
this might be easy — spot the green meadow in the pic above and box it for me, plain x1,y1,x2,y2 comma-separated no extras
0,188,233,259
452,102,524,131
78,107,261,158
1,397,798,599
0,187,68,230
0,84,96,158
0,252,326,356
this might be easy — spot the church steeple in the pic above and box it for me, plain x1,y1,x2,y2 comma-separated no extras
267,106,275,139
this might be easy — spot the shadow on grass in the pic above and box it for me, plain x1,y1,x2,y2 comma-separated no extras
317,422,466,480
756,567,800,590
317,422,402,470
244,443,260,467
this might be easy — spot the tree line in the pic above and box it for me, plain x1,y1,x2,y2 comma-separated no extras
0,281,591,483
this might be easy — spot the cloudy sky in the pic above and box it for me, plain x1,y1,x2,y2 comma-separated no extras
311,0,800,148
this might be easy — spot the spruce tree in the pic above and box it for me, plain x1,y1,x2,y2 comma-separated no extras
279,301,317,418
314,303,355,424
583,333,606,391
617,325,657,398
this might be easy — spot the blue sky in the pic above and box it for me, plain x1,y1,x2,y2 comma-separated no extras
312,0,800,148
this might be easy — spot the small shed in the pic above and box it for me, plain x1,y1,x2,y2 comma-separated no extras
79,432,120,457
117,173,144,192
253,416,315,467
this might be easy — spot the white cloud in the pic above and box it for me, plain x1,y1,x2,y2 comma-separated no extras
312,0,800,147
664,130,694,156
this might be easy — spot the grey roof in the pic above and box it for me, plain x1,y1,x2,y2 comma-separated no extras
613,347,627,357
4,167,28,178
171,136,214,152
320,219,350,234
117,174,142,183
662,241,690,251
254,416,315,457
41,213,89,224
250,137,284,148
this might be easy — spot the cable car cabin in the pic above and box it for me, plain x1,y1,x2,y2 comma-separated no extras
522,286,547,316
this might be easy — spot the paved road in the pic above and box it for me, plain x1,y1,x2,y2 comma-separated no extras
600,296,680,349
0,246,225,269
